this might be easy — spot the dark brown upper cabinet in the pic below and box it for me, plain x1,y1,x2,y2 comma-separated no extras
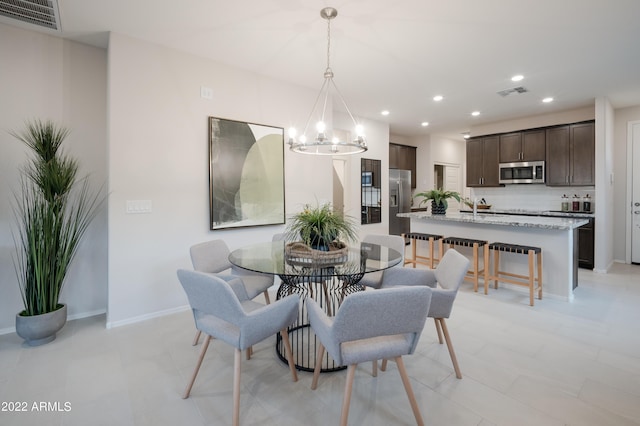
499,130,545,163
389,143,417,188
545,121,594,186
466,135,500,187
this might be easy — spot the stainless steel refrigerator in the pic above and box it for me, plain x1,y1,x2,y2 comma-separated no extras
389,169,411,236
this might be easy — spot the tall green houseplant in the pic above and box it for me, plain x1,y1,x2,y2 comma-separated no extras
11,120,103,327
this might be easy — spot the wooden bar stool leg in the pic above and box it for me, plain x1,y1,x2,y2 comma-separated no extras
493,249,500,289
472,243,479,292
428,237,434,269
537,251,543,299
528,250,535,306
484,245,489,295
411,237,417,268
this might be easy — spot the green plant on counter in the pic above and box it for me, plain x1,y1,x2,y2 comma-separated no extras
414,188,461,210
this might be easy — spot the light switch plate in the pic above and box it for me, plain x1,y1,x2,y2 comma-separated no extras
200,86,213,100
126,200,152,214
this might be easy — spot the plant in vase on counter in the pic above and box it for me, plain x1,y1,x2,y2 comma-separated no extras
285,202,358,250
413,189,461,215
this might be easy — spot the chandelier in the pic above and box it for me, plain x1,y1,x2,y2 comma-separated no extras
287,7,367,155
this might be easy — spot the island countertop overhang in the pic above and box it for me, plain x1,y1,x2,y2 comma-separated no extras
398,212,588,230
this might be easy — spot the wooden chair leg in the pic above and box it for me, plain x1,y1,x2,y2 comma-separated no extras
280,328,298,382
396,356,424,426
434,318,444,344
233,348,241,426
340,364,357,426
381,358,388,371
183,334,211,399
246,346,252,360
372,360,378,377
439,318,462,379
192,330,201,346
311,344,325,390
263,290,271,305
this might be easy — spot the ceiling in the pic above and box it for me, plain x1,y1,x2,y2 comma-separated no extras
3,0,640,138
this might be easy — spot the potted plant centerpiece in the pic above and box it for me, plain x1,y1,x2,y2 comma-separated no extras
10,120,104,346
414,188,461,215
285,202,358,250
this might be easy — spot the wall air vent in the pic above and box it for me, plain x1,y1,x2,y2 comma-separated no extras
0,0,61,31
497,86,528,97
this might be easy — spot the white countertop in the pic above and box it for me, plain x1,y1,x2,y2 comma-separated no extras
398,211,588,230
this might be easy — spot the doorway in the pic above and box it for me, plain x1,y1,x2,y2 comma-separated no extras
332,158,347,216
628,120,640,263
434,163,462,210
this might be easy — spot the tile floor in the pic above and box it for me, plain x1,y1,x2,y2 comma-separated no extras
1,263,639,425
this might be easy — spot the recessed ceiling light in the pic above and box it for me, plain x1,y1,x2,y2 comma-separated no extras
433,95,444,102
421,122,429,127
461,132,470,139
511,74,524,82
381,110,390,116
542,97,554,103
471,111,480,116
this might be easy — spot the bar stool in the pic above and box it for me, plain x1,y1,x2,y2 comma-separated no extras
402,232,443,269
486,242,542,306
441,237,488,292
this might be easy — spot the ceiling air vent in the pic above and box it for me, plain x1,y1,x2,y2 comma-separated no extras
0,0,61,31
497,86,528,97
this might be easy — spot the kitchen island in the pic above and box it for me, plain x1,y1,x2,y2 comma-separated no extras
398,212,589,301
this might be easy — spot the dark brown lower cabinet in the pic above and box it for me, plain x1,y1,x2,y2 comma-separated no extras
578,218,595,270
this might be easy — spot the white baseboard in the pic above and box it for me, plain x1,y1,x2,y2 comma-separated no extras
106,305,190,329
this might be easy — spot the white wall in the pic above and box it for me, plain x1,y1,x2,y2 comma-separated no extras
106,33,389,326
594,97,615,272
0,23,108,332
613,105,640,262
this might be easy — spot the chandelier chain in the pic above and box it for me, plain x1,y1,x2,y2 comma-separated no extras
325,15,331,72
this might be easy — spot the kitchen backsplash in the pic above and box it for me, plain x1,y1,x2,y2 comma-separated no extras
467,185,595,212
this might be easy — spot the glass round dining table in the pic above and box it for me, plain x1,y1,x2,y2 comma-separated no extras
229,240,403,372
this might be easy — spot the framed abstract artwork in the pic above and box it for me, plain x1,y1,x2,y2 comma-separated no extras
209,117,285,230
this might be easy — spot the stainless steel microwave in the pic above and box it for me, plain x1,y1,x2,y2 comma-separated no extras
499,161,545,184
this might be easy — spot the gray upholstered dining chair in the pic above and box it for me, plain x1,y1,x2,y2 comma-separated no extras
177,269,299,426
307,286,432,426
358,233,406,289
190,239,273,303
189,239,274,347
379,249,469,379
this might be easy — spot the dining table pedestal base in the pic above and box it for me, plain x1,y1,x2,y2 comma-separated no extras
275,268,364,372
